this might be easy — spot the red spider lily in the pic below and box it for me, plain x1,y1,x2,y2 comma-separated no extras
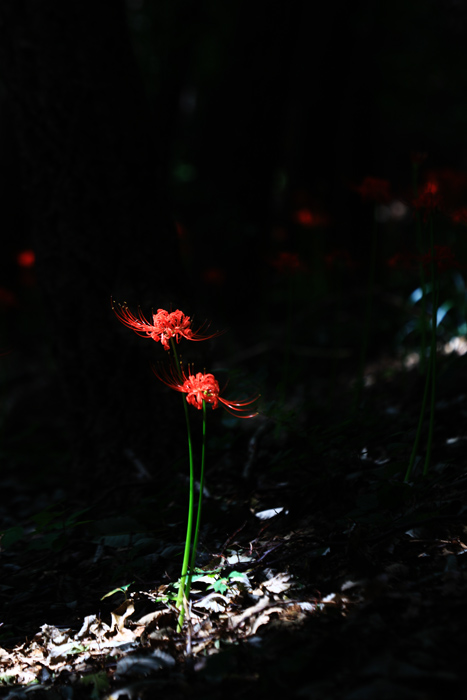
421,245,460,272
426,168,467,206
353,176,391,203
412,181,441,214
450,207,467,226
17,249,35,268
270,251,307,274
112,301,219,350
293,208,329,228
153,363,259,417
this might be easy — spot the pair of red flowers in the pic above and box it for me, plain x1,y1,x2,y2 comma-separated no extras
113,302,257,416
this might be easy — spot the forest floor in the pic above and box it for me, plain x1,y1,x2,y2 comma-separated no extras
1,336,467,700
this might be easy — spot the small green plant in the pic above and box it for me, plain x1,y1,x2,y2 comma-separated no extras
385,162,464,481
101,582,134,601
187,568,250,595
404,243,460,481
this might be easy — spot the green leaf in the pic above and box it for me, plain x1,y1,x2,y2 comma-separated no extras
81,671,109,699
101,582,134,600
32,507,65,531
0,525,24,549
0,673,16,685
228,571,251,587
210,578,229,594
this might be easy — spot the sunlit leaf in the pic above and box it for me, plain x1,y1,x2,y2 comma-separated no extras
101,582,134,600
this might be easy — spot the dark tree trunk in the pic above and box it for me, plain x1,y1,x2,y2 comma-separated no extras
0,2,186,489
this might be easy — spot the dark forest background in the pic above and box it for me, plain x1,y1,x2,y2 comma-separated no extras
0,0,466,493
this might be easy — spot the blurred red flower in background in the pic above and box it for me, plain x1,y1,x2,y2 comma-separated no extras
17,249,35,268
293,208,329,228
450,207,467,226
421,245,460,272
270,251,306,274
412,169,467,216
353,176,391,203
427,168,467,204
412,181,441,214
388,247,461,274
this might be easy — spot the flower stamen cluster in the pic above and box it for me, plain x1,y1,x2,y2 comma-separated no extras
112,301,219,350
154,363,258,417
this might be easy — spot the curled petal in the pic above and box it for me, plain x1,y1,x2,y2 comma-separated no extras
218,395,259,418
112,299,222,350
153,363,258,417
112,301,159,339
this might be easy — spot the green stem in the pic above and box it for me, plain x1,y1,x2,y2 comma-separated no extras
412,158,427,374
411,161,428,373
415,211,428,374
170,340,195,632
404,215,437,482
186,399,207,599
404,351,432,482
423,219,438,477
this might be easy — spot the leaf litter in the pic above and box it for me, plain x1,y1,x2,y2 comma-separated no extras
2,354,467,697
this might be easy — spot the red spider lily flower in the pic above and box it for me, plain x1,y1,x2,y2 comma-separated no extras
153,363,259,417
412,181,441,214
450,207,467,226
112,301,219,350
293,208,329,228
353,176,391,203
17,249,35,268
270,251,307,274
426,168,467,206
421,245,460,272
